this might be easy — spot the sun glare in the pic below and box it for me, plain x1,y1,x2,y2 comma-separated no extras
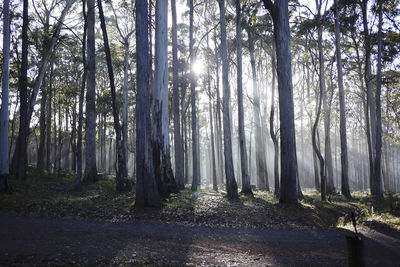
192,59,204,76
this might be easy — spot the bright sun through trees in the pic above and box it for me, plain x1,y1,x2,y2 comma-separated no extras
0,0,399,264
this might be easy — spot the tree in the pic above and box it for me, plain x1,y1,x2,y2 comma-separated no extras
135,0,161,207
11,0,75,179
246,26,268,191
109,0,134,182
152,0,178,195
12,0,29,180
84,0,98,183
236,0,252,195
0,0,11,193
218,0,238,199
190,0,199,192
262,0,297,204
76,0,87,186
334,0,351,199
171,0,184,189
372,0,384,198
97,0,132,191
269,42,279,197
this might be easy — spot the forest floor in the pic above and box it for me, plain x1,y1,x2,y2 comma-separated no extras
0,170,400,265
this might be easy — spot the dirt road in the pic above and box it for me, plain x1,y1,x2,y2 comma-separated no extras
0,213,399,266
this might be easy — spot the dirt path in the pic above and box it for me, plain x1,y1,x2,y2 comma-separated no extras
0,213,399,266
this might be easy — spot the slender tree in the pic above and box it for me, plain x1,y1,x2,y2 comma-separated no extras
334,0,351,199
372,0,383,198
262,0,297,203
135,0,161,207
152,0,178,195
97,0,131,191
0,0,11,192
269,43,279,197
12,0,29,180
190,0,199,191
84,0,98,183
171,0,184,189
236,0,252,195
218,0,239,199
75,0,87,186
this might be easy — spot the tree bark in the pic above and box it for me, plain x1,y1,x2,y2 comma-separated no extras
152,0,178,195
334,0,351,199
135,0,161,208
361,0,376,188
84,0,98,183
218,0,238,199
270,43,279,197
262,0,297,203
12,0,29,180
97,0,131,191
0,0,11,192
171,0,184,190
76,0,86,186
372,0,383,198
236,0,252,195
190,0,199,192
247,28,267,191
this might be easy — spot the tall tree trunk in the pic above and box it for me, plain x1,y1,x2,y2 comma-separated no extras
12,0,29,180
46,64,53,172
152,0,178,195
262,0,297,203
270,43,279,197
0,0,11,192
171,0,184,189
334,0,350,199
135,0,161,207
214,30,224,185
36,76,47,172
206,32,218,192
97,0,131,191
190,0,199,191
247,28,266,191
84,0,98,183
236,0,251,195
76,0,86,186
372,0,383,198
361,0,376,187
316,4,326,200
122,41,129,180
219,0,238,199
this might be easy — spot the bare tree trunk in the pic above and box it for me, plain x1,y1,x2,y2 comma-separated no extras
190,0,199,191
262,0,297,203
361,0,376,188
236,0,251,195
372,0,383,198
84,0,98,183
214,30,224,185
247,28,266,191
97,0,131,191
0,0,11,192
152,0,178,195
206,33,218,192
171,0,184,189
12,0,29,180
316,6,326,200
46,64,53,172
334,0,350,198
270,43,279,197
135,0,161,208
36,78,47,171
219,0,238,199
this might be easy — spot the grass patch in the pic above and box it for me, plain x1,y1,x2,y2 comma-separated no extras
1,172,399,231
